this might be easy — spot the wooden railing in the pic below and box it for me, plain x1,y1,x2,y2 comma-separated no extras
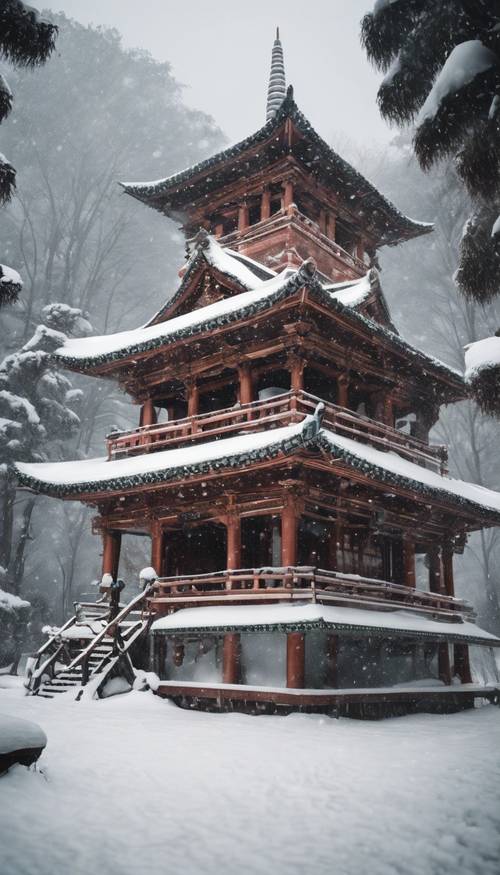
150,566,472,619
107,390,448,474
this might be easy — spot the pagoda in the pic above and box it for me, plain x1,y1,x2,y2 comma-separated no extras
19,33,500,715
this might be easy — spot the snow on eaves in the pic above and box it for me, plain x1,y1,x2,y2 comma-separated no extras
464,335,500,381
54,268,300,366
418,40,498,124
51,244,461,387
14,419,500,523
151,601,500,645
121,94,432,246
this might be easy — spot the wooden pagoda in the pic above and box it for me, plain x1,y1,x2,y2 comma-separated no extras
19,33,500,716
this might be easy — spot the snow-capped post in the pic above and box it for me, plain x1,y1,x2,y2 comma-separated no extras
302,402,325,443
139,566,158,590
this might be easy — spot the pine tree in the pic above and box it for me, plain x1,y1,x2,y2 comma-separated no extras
361,1,500,411
0,1,57,306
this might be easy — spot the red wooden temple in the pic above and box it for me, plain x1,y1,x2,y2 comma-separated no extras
19,33,500,716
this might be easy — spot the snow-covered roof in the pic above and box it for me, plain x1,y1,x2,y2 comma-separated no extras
145,233,275,326
51,238,461,390
121,92,432,248
14,416,500,523
151,602,500,646
464,335,500,381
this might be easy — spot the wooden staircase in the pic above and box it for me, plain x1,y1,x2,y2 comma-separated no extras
27,589,153,700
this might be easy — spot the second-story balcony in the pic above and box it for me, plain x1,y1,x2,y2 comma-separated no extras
107,390,448,474
149,565,472,621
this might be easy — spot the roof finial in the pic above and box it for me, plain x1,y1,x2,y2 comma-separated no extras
266,28,286,122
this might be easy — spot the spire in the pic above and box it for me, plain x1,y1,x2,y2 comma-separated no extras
266,27,286,122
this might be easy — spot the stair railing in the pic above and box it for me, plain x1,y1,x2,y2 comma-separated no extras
70,585,153,686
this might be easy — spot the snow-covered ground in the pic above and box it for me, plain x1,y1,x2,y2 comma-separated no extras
1,682,499,875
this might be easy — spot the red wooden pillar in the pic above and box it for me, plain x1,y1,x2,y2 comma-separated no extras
102,530,121,581
326,213,336,241
428,547,443,594
223,633,240,684
151,523,166,578
319,208,327,235
283,179,294,211
238,203,249,232
288,355,304,393
337,374,349,409
356,238,365,262
403,536,416,589
187,381,199,418
287,632,305,688
281,496,298,568
442,541,455,598
438,642,452,685
383,394,394,427
226,514,241,571
453,643,472,684
261,189,271,221
140,398,156,428
238,363,253,406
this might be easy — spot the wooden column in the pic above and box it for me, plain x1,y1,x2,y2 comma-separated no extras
356,238,365,262
151,523,166,578
222,633,240,684
281,495,298,567
261,189,271,221
428,547,442,594
226,514,241,571
442,541,455,598
403,536,416,589
287,632,305,688
383,394,394,427
238,363,253,406
319,208,327,235
288,355,304,393
326,213,336,241
238,203,249,232
337,374,349,409
187,381,199,418
102,530,121,581
283,179,294,211
438,642,452,685
326,634,339,688
140,398,156,428
453,643,472,684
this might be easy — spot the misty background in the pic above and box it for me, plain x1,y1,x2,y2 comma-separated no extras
1,2,499,653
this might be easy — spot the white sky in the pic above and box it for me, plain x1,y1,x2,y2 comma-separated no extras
51,0,392,146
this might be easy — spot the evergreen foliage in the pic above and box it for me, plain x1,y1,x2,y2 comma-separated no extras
361,1,500,302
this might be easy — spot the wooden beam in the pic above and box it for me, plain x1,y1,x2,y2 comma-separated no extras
453,643,472,684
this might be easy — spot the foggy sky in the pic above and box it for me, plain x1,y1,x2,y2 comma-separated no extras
51,0,393,147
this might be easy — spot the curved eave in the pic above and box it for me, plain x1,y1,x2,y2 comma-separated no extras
15,424,500,527
151,619,498,647
120,95,431,247
52,273,464,401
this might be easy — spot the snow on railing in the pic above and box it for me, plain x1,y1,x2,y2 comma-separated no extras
150,566,471,619
107,390,448,475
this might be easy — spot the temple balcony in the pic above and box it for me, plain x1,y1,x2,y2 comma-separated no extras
216,205,367,281
148,565,473,621
106,389,448,474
